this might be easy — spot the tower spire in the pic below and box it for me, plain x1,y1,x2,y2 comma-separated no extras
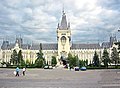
62,5,66,17
57,7,70,30
62,4,65,14
60,8,67,30
62,6,65,15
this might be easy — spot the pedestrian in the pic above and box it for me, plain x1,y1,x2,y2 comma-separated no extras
16,67,19,76
22,67,26,76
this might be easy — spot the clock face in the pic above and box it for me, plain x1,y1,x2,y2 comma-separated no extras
61,36,66,45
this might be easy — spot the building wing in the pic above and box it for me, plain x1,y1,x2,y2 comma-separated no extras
41,43,58,50
30,44,40,50
8,44,15,49
71,43,101,49
21,44,31,49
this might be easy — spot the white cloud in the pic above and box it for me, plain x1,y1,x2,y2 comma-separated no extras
74,0,97,10
0,0,120,45
23,7,33,15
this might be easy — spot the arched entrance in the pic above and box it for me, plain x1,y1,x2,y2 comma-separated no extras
60,51,68,67
60,56,67,65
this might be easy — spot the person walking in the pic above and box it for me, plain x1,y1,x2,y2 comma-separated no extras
22,68,26,76
16,67,19,76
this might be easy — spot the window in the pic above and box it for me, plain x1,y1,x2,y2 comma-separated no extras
61,36,66,45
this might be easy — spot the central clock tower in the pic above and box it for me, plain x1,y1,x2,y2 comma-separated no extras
57,10,71,61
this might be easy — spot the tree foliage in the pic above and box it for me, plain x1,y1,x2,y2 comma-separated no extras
51,56,57,66
102,48,110,68
93,51,100,67
36,50,44,59
67,53,79,68
35,50,45,68
79,60,88,67
10,49,18,65
10,49,25,66
18,50,25,65
35,59,44,68
111,47,119,68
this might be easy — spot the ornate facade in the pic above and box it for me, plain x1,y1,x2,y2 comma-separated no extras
0,11,118,66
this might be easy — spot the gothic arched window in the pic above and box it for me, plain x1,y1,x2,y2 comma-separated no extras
61,36,66,45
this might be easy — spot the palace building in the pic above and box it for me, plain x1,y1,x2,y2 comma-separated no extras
0,10,118,66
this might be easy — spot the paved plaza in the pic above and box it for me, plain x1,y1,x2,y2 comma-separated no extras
0,68,120,88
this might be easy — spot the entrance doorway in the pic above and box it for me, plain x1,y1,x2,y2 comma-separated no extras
60,51,68,68
60,56,67,65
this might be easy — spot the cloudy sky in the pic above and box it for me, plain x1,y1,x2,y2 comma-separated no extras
0,0,120,45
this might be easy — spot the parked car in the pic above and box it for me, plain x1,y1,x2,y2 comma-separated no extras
49,65,53,69
44,65,53,69
80,66,87,71
44,65,49,69
74,66,79,71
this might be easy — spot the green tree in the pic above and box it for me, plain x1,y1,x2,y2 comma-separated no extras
79,60,84,67
51,56,57,66
75,55,79,66
35,59,44,68
111,47,119,68
10,49,18,65
68,53,73,68
102,48,110,68
86,59,88,66
79,59,89,67
18,50,25,65
10,50,25,66
93,51,100,67
67,53,78,68
89,60,92,66
36,50,44,59
35,50,45,68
